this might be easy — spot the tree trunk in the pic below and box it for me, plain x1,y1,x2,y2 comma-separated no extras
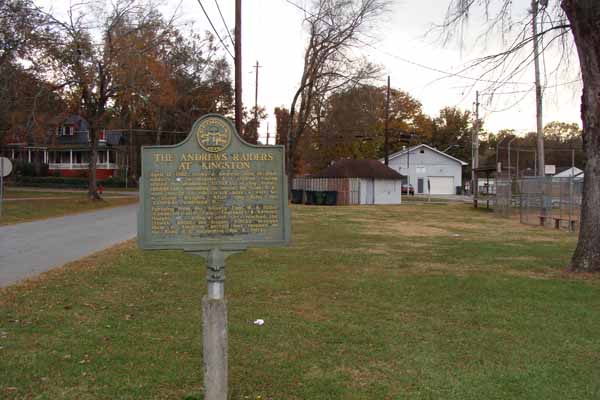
88,124,100,200
562,0,600,272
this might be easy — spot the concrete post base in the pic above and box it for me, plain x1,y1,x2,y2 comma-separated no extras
202,297,228,400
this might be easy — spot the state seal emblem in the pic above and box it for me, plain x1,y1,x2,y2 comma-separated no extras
196,117,231,153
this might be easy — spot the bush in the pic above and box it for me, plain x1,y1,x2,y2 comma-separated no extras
13,175,137,189
13,161,50,177
15,176,88,188
101,177,127,187
35,162,50,177
15,161,35,177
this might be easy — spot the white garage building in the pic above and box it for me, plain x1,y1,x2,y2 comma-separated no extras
312,159,404,204
385,144,467,195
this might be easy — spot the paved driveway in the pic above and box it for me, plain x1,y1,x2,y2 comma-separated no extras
0,204,138,287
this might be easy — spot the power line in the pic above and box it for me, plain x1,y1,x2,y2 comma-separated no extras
196,0,234,60
285,0,581,90
480,90,532,113
284,0,531,86
479,78,581,96
357,38,534,86
214,0,235,47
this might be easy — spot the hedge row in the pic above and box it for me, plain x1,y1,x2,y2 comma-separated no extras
13,176,136,188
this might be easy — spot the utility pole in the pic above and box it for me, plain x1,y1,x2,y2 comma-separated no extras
471,90,480,196
266,122,270,145
532,0,545,176
508,136,517,179
384,75,390,165
235,0,242,135
253,61,261,123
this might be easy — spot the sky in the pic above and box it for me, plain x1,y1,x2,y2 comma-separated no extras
41,0,583,144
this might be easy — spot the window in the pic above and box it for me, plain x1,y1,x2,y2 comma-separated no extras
416,166,426,174
420,149,425,154
57,126,74,136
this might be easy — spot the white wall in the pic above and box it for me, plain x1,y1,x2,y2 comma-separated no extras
359,178,370,204
387,146,464,194
374,180,401,204
358,179,402,204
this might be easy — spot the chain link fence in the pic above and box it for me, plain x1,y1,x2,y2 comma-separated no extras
491,176,583,231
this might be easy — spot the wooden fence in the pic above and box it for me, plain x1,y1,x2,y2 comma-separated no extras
292,177,361,205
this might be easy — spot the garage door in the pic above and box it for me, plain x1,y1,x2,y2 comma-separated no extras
428,176,454,195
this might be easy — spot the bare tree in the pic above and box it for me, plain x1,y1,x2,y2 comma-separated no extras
286,0,387,185
442,0,599,272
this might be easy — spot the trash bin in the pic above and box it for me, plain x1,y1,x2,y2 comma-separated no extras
314,191,327,205
291,189,304,204
324,191,338,205
456,186,462,195
305,190,316,205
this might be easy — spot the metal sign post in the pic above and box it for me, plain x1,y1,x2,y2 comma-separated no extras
0,157,14,218
1,158,3,218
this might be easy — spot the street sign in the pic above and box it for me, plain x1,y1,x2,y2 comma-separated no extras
545,165,556,175
0,157,12,177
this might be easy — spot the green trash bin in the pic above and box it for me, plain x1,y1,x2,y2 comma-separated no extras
324,191,338,205
314,191,327,205
305,191,316,205
291,189,304,204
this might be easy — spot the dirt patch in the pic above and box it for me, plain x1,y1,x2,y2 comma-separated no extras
399,262,484,276
354,218,448,237
502,269,560,280
293,302,327,322
365,245,391,255
336,362,393,389
432,222,482,230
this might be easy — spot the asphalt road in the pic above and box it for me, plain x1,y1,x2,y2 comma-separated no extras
0,204,138,288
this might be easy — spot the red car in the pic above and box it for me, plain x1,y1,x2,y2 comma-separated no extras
401,183,414,195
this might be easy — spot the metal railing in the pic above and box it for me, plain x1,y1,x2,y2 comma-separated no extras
49,162,119,169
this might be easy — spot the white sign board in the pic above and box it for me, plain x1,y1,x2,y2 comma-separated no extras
544,164,556,175
0,157,12,177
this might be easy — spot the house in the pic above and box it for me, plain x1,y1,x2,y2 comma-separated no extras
384,144,467,195
311,159,404,204
1,115,126,179
0,119,50,166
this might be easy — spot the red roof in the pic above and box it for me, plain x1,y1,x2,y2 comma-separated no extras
314,159,404,179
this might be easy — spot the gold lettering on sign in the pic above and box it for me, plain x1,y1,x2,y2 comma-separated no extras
148,162,281,239
153,153,175,163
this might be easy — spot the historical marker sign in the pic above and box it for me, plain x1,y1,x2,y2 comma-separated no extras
138,114,290,251
138,114,290,400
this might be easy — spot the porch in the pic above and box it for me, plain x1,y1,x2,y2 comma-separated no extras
47,149,119,179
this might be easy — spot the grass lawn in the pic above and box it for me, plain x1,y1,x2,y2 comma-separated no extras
0,193,138,226
3,187,139,199
2,188,90,199
1,204,599,399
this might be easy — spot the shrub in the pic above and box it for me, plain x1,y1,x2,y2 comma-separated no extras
15,176,88,188
33,162,50,177
15,161,35,177
101,177,127,187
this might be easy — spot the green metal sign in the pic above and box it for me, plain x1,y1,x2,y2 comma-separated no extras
138,114,291,251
